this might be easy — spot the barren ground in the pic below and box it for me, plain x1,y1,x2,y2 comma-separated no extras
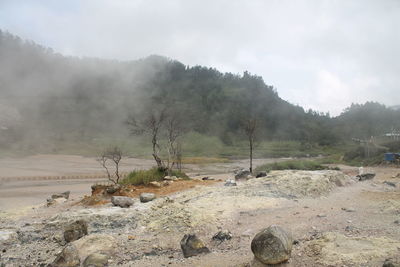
1,155,400,267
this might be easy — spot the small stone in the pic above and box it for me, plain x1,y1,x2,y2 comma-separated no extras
149,181,162,188
52,191,71,200
111,196,134,208
384,181,396,187
341,207,356,212
235,169,251,179
140,193,156,203
256,171,267,178
180,234,210,258
383,258,400,267
224,179,237,186
212,230,233,242
317,214,327,218
394,220,400,225
357,173,375,181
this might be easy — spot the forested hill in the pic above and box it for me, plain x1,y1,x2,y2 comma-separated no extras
0,30,399,152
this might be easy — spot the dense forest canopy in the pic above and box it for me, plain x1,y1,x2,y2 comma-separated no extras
0,30,399,153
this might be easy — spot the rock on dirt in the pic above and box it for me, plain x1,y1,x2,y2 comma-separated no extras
224,179,237,186
212,230,233,242
235,169,251,179
251,225,293,265
52,191,71,200
111,196,134,208
180,234,210,258
256,171,267,178
82,252,109,267
357,173,376,181
139,193,156,203
64,220,88,243
50,243,80,267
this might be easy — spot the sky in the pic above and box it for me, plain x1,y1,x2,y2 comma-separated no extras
0,0,399,116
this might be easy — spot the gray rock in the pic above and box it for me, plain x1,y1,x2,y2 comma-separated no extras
111,196,134,208
105,185,121,194
149,181,162,188
52,191,71,200
212,230,232,241
235,169,251,179
49,243,80,267
384,181,396,187
357,173,375,181
341,207,356,212
64,220,88,243
383,258,400,267
394,219,400,225
251,225,293,265
180,234,210,258
139,193,156,203
224,179,237,186
83,253,109,267
164,176,178,181
256,171,267,178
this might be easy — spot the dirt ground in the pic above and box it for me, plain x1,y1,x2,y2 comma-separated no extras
0,155,284,211
1,155,400,266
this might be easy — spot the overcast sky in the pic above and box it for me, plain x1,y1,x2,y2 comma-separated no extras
0,0,399,116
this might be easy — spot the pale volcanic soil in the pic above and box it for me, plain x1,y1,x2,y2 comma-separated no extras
0,155,400,267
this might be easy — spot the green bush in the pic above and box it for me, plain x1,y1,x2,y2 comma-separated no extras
120,167,189,186
255,160,329,173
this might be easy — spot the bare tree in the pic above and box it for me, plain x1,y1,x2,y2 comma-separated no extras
243,118,258,173
97,146,123,184
165,116,184,174
127,109,167,170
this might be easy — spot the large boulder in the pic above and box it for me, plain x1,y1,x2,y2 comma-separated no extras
251,225,293,265
64,220,88,243
49,243,80,267
180,234,210,258
111,196,134,208
82,253,109,267
140,193,156,203
51,234,115,266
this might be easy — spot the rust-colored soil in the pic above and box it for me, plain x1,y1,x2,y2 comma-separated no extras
82,179,220,206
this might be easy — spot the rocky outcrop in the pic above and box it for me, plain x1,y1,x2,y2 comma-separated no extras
251,225,293,265
180,234,210,258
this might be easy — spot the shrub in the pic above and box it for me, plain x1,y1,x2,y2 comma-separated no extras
120,167,189,186
255,160,329,173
